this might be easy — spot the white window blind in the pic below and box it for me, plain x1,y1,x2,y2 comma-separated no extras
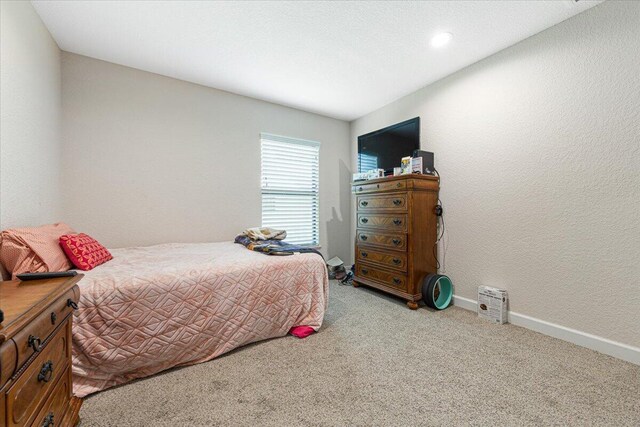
261,133,320,246
358,152,378,172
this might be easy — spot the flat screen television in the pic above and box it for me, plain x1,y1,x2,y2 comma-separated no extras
358,117,420,174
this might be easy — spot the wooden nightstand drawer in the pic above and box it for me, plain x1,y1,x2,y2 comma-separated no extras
31,366,72,427
356,246,407,272
356,264,408,291
6,319,71,427
357,213,407,232
357,193,408,211
0,275,82,427
12,287,78,372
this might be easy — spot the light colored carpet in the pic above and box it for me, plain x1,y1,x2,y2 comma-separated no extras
79,281,639,426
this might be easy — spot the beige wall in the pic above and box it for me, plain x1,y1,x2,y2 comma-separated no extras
0,1,62,229
351,1,640,347
61,53,352,261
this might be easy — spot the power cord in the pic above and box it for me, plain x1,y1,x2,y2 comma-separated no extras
432,168,446,273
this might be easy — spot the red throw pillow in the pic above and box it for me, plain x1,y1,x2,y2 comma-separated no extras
59,233,113,271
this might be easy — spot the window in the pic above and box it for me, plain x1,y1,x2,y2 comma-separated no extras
358,152,378,172
261,133,320,246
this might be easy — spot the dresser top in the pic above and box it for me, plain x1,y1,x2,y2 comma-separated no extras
0,275,83,343
351,173,439,186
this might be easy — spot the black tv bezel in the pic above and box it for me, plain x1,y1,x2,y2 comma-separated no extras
357,117,420,173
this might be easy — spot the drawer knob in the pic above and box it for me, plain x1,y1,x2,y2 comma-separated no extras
357,186,363,192
360,235,368,241
361,252,368,258
376,184,380,188
41,413,54,427
393,219,402,226
28,335,42,352
361,218,369,224
361,269,369,275
51,312,57,325
392,238,401,246
392,258,401,265
360,201,368,207
38,360,54,383
397,183,401,187
67,298,79,310
393,278,402,285
393,199,402,206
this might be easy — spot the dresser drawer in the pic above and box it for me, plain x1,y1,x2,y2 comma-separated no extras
356,264,408,291
6,320,71,427
357,193,407,212
356,245,407,272
356,230,407,251
30,367,71,427
353,179,407,194
357,213,407,232
12,287,78,371
0,340,18,389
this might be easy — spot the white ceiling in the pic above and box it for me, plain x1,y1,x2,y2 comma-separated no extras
32,0,602,121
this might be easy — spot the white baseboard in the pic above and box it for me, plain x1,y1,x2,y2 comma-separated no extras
452,295,640,366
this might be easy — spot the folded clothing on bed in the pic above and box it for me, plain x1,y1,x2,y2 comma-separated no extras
234,235,322,258
240,227,287,241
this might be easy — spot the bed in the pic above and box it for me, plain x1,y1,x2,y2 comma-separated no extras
71,241,328,397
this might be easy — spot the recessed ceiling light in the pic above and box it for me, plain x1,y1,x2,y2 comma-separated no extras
430,32,453,48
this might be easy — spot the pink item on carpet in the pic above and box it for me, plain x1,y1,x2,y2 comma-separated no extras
289,325,316,338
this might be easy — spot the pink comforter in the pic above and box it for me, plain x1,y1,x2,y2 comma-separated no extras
72,242,328,397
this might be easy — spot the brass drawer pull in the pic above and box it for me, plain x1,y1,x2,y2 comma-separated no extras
393,219,402,226
392,258,401,265
392,238,401,246
361,218,369,224
360,200,368,207
361,269,369,275
393,278,402,285
361,252,368,258
38,360,54,383
41,413,54,427
28,335,42,352
393,199,402,206
360,235,368,241
67,298,79,310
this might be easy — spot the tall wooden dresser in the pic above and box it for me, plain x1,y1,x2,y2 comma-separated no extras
352,174,439,309
0,275,82,427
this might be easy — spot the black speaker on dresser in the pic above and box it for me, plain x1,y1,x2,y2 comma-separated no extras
412,150,435,175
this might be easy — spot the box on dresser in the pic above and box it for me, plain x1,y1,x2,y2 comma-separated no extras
352,174,439,309
0,275,82,427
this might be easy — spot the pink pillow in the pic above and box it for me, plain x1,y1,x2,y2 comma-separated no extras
0,223,76,279
59,233,112,271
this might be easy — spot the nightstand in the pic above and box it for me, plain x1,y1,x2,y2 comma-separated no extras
0,275,83,427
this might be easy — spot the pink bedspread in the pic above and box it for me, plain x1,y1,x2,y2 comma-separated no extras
72,242,328,397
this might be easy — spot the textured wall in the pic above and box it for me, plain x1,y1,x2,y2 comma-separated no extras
61,53,352,261
0,1,62,229
350,1,640,347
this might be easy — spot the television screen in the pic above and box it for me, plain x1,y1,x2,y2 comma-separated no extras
358,117,420,173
